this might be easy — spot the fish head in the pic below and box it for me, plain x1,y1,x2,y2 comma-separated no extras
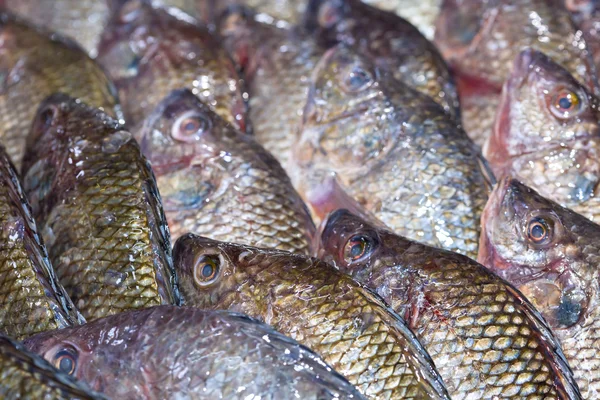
478,177,591,330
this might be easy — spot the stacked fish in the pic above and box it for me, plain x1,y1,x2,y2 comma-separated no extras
0,0,598,399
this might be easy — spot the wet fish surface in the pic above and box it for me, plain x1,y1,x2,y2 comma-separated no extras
0,145,83,340
0,12,119,168
479,177,600,398
361,0,441,39
304,0,459,118
133,89,315,252
173,234,451,400
21,93,181,321
434,0,598,146
484,49,600,222
218,6,325,169
316,209,582,399
97,0,247,131
24,305,366,399
294,45,488,259
0,334,104,399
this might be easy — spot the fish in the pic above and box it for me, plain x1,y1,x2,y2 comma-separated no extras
0,12,119,168
294,45,488,259
218,6,325,169
96,0,247,131
484,49,600,222
24,305,367,399
434,0,598,147
0,334,104,399
568,1,600,74
20,93,181,321
197,0,307,25
0,145,84,340
479,177,600,398
172,234,451,400
316,209,582,399
304,0,459,118
360,0,441,40
132,89,315,252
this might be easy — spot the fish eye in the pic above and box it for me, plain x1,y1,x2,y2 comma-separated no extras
39,106,57,130
343,235,374,264
172,111,211,143
341,65,373,93
527,217,553,245
193,254,221,287
120,0,142,23
318,0,342,28
52,348,78,375
550,88,583,119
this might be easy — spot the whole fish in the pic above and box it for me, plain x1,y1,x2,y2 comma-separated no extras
361,0,441,39
479,177,600,398
294,45,488,259
0,334,104,399
0,12,119,168
0,145,83,340
133,89,315,252
316,209,581,399
304,0,459,118
24,306,366,399
173,234,451,400
21,93,181,321
434,0,598,146
218,6,325,169
97,0,247,131
484,49,600,222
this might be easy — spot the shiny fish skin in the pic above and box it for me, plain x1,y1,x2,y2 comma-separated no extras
218,7,325,169
434,0,598,146
21,94,181,321
173,234,451,400
479,178,600,398
198,0,307,25
133,89,315,252
317,210,582,399
484,49,600,222
304,0,459,118
24,306,366,399
361,0,441,39
0,335,104,399
0,145,83,340
294,45,488,259
0,12,119,168
97,0,247,131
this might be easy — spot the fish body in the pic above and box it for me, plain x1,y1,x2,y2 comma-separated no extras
0,146,83,340
24,306,366,399
97,0,247,131
173,234,451,400
361,0,441,39
133,89,314,252
294,45,488,258
0,335,104,399
317,209,582,399
21,94,181,321
484,49,600,221
479,177,600,398
304,0,459,117
0,13,118,168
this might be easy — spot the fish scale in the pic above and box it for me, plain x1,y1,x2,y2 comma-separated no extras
174,235,452,400
21,94,181,322
317,210,582,399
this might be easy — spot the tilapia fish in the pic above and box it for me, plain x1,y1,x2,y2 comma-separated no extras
317,209,581,399
133,89,315,252
218,6,325,169
21,94,181,321
294,45,488,259
0,334,104,399
479,177,600,398
485,49,600,222
360,0,441,39
304,0,459,118
0,145,83,340
0,12,118,168
434,0,598,146
24,306,366,399
173,235,451,400
97,0,247,130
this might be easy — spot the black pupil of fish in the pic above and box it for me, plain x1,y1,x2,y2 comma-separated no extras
182,119,200,134
349,238,367,259
41,108,54,127
530,222,546,240
202,263,214,278
558,96,572,110
348,69,369,90
58,356,74,374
